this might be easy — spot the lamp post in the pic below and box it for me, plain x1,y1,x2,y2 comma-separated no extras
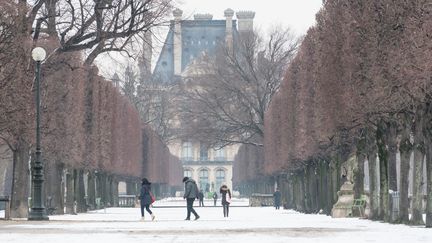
28,47,49,220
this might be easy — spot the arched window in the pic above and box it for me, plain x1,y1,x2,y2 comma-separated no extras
184,169,192,178
215,169,225,190
182,141,193,161
198,169,209,192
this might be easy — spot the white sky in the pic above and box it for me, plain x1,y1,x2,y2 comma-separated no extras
175,0,323,36
96,0,323,79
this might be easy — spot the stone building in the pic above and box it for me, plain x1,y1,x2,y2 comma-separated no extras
150,8,255,194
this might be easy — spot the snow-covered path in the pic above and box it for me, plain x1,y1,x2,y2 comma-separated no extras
0,198,431,243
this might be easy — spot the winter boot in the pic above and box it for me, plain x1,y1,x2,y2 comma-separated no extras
140,216,145,221
151,214,156,221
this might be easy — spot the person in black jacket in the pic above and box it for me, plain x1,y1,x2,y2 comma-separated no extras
198,190,205,207
220,185,231,217
140,178,155,221
273,188,281,210
183,177,200,220
212,192,218,206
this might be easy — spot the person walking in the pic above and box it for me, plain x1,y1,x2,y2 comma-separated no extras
183,177,200,220
220,185,231,217
273,188,281,210
139,178,156,221
212,192,218,206
198,190,205,207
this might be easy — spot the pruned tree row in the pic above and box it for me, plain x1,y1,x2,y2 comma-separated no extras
0,0,181,217
235,0,432,227
142,125,183,197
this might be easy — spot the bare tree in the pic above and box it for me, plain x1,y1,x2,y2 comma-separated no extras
29,0,174,65
0,0,174,217
177,28,300,147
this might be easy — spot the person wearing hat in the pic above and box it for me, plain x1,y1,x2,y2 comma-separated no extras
140,178,156,221
182,176,200,220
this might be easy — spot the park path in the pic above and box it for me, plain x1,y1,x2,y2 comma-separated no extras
0,198,430,243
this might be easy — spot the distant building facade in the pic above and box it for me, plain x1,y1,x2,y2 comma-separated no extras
150,8,255,193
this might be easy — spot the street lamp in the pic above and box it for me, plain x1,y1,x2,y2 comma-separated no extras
28,47,49,220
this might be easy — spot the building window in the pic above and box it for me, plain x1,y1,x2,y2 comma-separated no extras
200,144,208,161
199,169,209,192
181,141,193,161
215,169,225,190
214,148,226,161
184,169,192,178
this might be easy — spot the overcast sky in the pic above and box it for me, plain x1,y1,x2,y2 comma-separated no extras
96,0,323,79
175,0,323,35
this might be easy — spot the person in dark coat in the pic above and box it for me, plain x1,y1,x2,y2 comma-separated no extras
273,188,281,210
183,177,200,220
212,192,218,206
220,185,231,217
140,178,155,221
198,190,205,207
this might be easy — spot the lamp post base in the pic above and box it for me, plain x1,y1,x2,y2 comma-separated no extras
28,208,49,221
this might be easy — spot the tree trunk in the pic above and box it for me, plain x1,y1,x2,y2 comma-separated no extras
398,142,411,224
74,169,86,213
367,144,379,220
335,159,341,198
44,162,64,215
65,170,75,214
377,121,390,222
411,107,426,225
10,142,30,218
299,171,306,213
105,174,112,207
320,161,329,214
312,165,319,212
308,164,318,213
426,142,432,228
304,166,312,213
286,176,294,209
425,103,432,228
354,153,365,200
87,171,96,210
291,175,297,210
388,137,398,192
112,179,119,207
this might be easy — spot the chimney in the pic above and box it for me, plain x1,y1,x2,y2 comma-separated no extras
236,11,255,32
224,8,234,49
139,31,152,82
173,8,183,75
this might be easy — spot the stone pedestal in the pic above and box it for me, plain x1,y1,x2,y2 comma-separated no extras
249,193,274,207
331,182,354,218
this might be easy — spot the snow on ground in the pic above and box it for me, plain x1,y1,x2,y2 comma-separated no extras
0,198,431,243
